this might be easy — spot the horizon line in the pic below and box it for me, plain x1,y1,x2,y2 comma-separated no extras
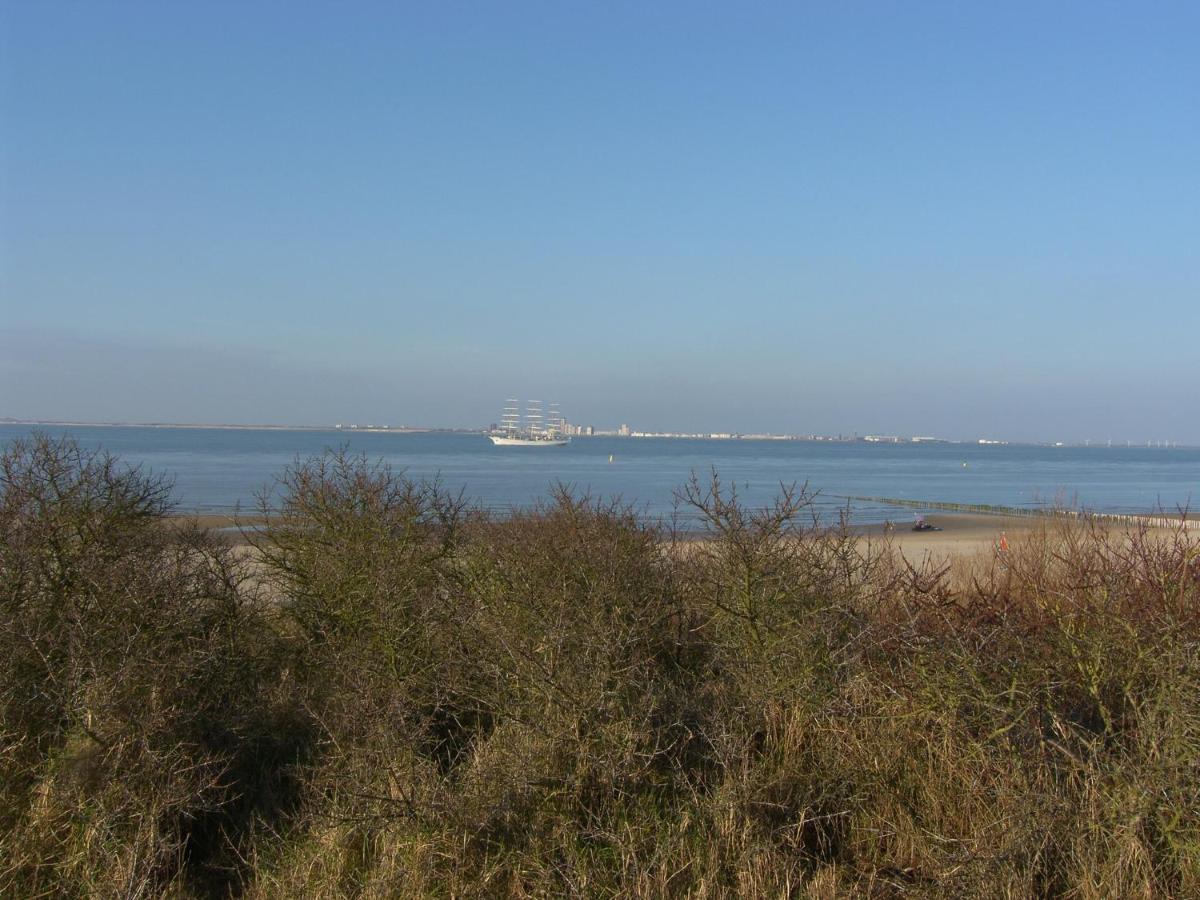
1,418,1194,450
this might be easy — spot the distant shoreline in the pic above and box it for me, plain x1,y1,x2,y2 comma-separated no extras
1,419,445,434
1,421,1195,449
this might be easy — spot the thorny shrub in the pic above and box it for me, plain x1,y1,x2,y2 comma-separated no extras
3,436,1198,897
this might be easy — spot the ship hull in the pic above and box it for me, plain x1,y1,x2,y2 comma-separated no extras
488,435,570,446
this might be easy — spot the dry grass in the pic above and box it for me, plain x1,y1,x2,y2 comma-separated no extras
3,435,1198,897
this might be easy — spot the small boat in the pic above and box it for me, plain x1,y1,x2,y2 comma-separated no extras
912,515,942,532
487,399,571,447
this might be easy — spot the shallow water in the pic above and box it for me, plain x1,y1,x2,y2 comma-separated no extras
3,425,1197,525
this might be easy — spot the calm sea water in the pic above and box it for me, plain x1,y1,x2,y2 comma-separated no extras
2,425,1197,525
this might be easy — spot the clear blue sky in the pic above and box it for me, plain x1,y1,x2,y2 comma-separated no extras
3,2,1198,441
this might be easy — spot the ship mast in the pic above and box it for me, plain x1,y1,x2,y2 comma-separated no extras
525,400,543,438
501,399,520,436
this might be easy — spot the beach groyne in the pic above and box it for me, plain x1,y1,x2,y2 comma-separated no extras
833,495,1200,531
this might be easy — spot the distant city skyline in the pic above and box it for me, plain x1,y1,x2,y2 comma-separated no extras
2,414,1194,451
4,4,1199,443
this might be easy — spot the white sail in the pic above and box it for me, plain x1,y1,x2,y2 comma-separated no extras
525,401,543,436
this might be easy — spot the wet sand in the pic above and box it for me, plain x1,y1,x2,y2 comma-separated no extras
170,511,1036,554
167,514,265,544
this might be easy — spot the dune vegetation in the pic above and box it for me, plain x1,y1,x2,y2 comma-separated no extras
2,433,1198,897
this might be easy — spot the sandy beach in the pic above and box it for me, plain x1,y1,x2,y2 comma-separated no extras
859,512,1038,560
171,509,1188,562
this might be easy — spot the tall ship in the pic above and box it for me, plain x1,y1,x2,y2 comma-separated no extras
488,399,571,446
